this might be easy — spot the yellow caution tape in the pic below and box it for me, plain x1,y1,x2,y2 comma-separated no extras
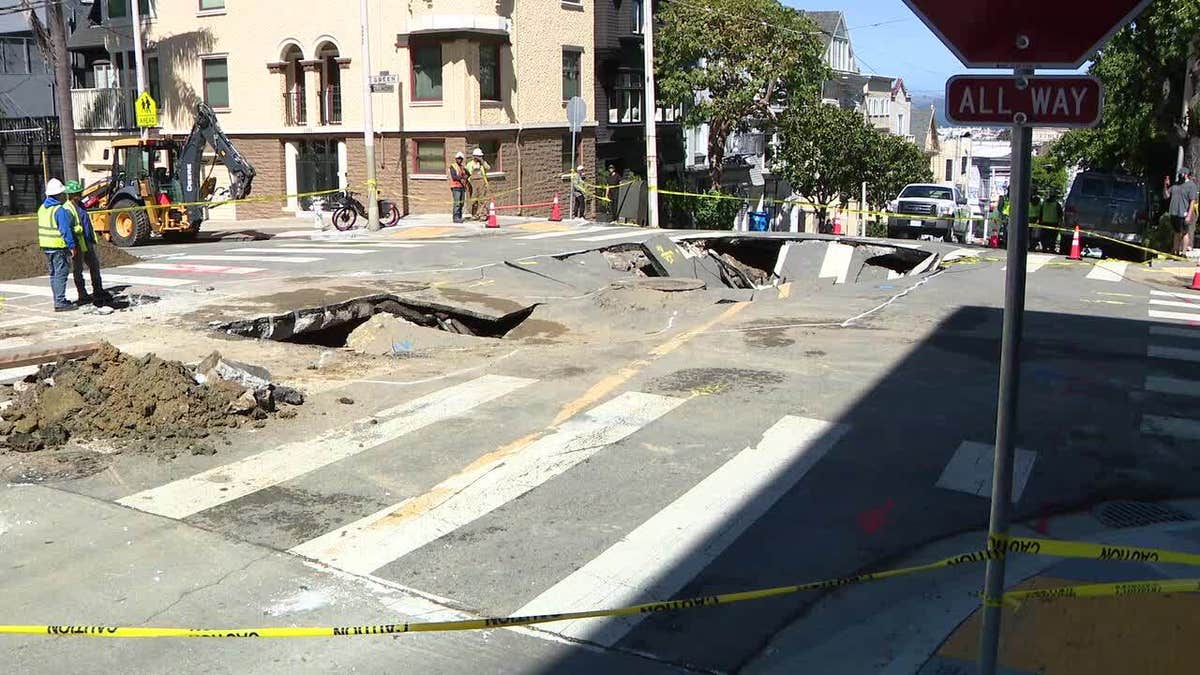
7,535,1200,638
1002,578,1200,608
1031,223,1185,262
0,547,998,638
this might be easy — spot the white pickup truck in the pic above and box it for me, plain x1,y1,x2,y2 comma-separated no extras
886,183,971,243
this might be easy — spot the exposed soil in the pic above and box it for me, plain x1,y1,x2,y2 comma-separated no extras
0,220,140,282
0,343,294,458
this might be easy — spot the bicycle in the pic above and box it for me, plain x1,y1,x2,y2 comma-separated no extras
329,190,401,231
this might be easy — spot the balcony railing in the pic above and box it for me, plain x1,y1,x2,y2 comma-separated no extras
283,90,306,126
70,87,136,130
320,86,342,125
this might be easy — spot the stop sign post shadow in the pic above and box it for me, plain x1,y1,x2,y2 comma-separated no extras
899,3,1152,675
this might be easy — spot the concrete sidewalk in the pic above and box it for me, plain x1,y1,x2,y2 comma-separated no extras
745,500,1200,674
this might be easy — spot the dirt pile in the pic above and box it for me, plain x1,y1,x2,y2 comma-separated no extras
0,231,140,282
0,344,302,456
346,313,487,355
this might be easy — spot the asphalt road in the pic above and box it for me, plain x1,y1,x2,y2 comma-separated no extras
3,222,1200,673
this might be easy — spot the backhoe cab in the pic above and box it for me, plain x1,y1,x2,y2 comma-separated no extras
85,103,255,247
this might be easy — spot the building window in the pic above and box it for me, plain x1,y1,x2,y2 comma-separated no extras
961,156,968,175
412,43,443,101
200,0,225,10
202,57,229,108
562,134,579,174
473,139,502,171
632,0,644,34
414,139,445,174
610,69,643,124
944,159,953,182
562,48,581,100
479,43,501,102
0,38,29,75
108,0,150,19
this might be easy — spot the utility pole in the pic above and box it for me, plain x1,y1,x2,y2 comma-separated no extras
359,0,380,230
643,0,659,228
131,0,148,141
45,1,77,181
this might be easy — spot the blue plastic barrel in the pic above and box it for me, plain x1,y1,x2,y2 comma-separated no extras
748,211,769,232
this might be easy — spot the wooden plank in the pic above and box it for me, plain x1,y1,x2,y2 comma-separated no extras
0,342,102,369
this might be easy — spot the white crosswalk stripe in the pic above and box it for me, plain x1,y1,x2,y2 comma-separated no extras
1026,253,1054,273
1085,260,1128,282
234,246,377,255
574,229,654,242
0,315,54,329
289,391,686,575
1145,375,1200,397
1148,344,1200,363
936,441,1037,502
514,226,613,240
1148,309,1200,323
0,283,54,298
1149,325,1200,339
818,242,856,284
174,254,324,263
1149,298,1200,310
92,273,198,288
514,415,849,646
116,375,535,519
125,263,267,275
1151,289,1200,301
1142,414,1200,440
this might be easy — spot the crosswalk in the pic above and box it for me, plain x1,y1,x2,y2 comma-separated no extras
89,367,1049,650
512,225,665,243
1141,289,1200,445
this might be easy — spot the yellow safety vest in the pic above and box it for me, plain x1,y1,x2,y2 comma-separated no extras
63,201,89,253
37,203,71,249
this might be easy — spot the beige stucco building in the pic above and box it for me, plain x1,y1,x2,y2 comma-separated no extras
71,0,596,219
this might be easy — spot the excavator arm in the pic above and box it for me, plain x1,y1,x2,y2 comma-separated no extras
175,102,256,226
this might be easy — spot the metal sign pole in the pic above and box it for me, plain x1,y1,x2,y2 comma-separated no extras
977,66,1034,675
569,130,577,218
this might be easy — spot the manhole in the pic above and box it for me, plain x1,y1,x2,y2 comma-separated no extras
1092,500,1195,529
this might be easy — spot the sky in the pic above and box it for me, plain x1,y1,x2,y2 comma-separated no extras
783,0,1086,94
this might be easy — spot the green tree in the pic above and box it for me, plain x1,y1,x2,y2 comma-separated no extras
774,103,878,226
1030,154,1068,199
866,132,935,211
1050,0,1200,181
657,0,829,188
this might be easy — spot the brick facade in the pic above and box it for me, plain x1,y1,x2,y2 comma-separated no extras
233,136,286,220
225,127,596,221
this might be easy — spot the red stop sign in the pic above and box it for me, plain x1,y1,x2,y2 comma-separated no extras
902,0,1151,68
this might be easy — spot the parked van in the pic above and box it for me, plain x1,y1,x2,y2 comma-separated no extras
1063,171,1151,257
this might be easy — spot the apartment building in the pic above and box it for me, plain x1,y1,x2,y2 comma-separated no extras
69,0,596,219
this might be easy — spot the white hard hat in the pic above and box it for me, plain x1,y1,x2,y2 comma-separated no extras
454,151,464,159
472,148,484,157
45,178,65,195
576,165,584,171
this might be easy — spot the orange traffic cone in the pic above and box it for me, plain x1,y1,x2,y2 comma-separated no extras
1067,225,1082,260
486,200,498,228
549,193,562,222
1189,259,1200,291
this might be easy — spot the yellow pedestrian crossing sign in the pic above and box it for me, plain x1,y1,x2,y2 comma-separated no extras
135,90,158,127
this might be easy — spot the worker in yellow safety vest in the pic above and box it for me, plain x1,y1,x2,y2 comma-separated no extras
64,180,107,306
1040,190,1064,252
466,147,491,221
37,178,80,312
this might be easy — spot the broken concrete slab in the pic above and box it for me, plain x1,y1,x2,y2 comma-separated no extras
610,277,706,292
505,251,626,292
773,241,831,285
642,234,693,277
195,352,273,389
817,241,857,284
346,313,488,356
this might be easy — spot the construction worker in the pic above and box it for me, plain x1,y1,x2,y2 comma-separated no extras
448,152,467,223
1040,190,1064,252
604,164,621,223
466,147,491,221
37,178,78,312
1027,194,1043,250
64,180,107,305
571,165,590,218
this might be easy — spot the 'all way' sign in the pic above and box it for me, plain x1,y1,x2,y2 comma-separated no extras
945,75,1102,127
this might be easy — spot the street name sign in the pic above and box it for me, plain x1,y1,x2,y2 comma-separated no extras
945,75,1102,127
901,0,1152,68
566,96,586,133
135,91,158,128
